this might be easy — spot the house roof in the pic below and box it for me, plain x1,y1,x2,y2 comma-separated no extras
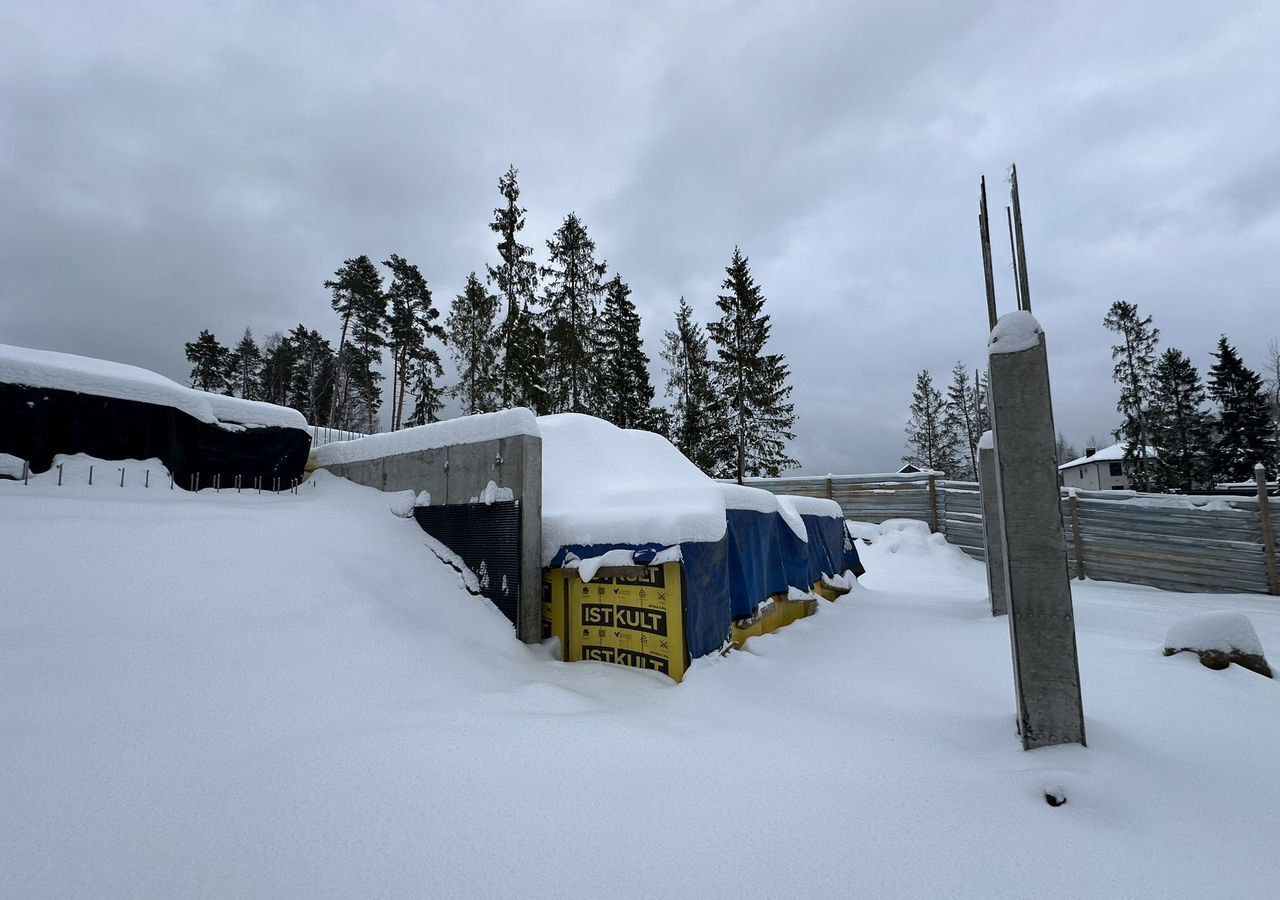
1059,441,1157,471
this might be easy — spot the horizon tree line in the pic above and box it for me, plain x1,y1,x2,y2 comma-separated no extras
183,166,798,481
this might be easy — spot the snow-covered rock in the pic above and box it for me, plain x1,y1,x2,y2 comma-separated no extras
1164,611,1271,677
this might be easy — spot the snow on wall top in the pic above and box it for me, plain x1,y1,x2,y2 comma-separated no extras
310,408,539,467
0,342,306,430
539,414,728,563
777,494,843,520
1059,441,1158,470
987,310,1043,355
978,430,994,450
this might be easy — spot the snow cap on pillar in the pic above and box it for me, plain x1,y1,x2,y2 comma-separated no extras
988,310,1043,356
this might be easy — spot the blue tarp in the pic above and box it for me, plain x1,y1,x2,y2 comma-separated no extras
549,510,860,662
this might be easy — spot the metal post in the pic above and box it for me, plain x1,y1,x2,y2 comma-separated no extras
1010,164,1033,313
978,442,1007,616
22,460,29,485
1006,206,1021,310
57,463,63,486
145,469,150,489
119,467,125,487
89,465,94,486
1256,464,1279,596
979,177,998,330
927,474,940,534
988,312,1086,749
1070,494,1087,581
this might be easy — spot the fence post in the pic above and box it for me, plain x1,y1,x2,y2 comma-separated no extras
1069,493,1087,581
825,476,833,501
928,475,939,534
1256,464,1279,596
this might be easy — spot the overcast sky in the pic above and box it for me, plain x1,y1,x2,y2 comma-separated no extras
3,0,1278,473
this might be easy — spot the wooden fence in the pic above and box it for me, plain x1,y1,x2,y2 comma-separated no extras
743,473,1280,596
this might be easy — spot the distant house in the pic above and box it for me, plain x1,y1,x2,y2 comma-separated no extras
897,462,924,474
1058,442,1157,491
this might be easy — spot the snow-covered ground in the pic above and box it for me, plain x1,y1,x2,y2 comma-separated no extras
3,471,1279,898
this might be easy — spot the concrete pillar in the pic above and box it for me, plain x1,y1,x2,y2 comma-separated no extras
977,437,1007,617
988,311,1086,750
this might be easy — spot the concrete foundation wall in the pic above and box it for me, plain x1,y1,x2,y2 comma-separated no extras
322,433,543,644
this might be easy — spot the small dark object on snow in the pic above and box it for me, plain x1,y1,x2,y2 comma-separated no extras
1162,646,1272,679
1044,791,1066,807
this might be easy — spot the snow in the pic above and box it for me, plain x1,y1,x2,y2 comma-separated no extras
564,548,641,583
415,490,432,506
978,429,994,450
388,490,417,517
311,408,537,467
0,342,306,430
539,414,728,562
776,493,842,519
987,309,1043,355
472,479,515,504
719,482,808,540
7,470,1280,898
1059,441,1158,470
0,452,26,478
1165,610,1265,657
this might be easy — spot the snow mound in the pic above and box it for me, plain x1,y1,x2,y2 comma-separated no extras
0,342,306,430
539,414,727,562
1165,611,1265,657
311,408,538,467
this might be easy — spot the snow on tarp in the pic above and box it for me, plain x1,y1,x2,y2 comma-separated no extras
311,408,538,468
539,414,728,563
0,342,306,430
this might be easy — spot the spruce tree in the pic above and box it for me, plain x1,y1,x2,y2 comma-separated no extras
383,254,444,430
597,274,660,430
1055,432,1079,466
403,352,446,427
325,255,385,431
944,362,981,480
286,326,336,426
904,369,961,474
184,329,230,393
486,166,541,407
706,247,797,481
1207,336,1275,482
661,297,722,474
256,331,294,407
1103,300,1160,491
446,272,500,416
541,213,606,413
225,328,262,400
1149,348,1213,491
502,305,550,414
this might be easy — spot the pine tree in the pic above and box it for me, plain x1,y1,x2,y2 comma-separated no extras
325,255,385,431
486,166,541,407
224,328,262,400
446,272,500,416
904,369,960,474
541,213,606,413
1149,348,1213,491
661,297,722,474
383,254,444,430
596,274,659,430
1103,300,1160,491
1207,336,1275,482
1265,339,1280,470
944,362,981,480
707,247,797,481
184,329,230,393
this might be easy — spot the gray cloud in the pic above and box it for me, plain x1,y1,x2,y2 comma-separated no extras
3,0,1279,473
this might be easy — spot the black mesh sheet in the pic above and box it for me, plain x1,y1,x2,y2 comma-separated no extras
1,382,310,489
413,501,522,626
